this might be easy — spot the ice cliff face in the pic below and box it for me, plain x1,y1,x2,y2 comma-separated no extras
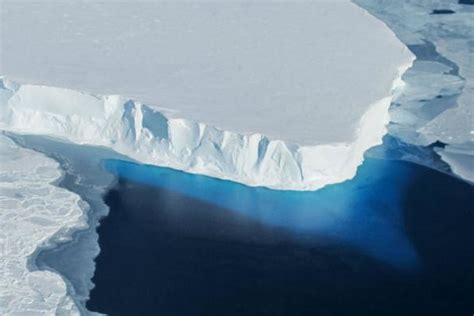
0,66,410,190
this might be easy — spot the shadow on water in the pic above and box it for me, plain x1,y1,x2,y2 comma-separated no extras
87,157,474,316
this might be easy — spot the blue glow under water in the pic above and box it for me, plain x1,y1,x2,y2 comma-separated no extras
101,157,419,269
88,157,474,315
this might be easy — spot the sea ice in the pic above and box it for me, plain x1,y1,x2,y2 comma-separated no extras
436,143,474,182
354,0,474,182
0,135,84,315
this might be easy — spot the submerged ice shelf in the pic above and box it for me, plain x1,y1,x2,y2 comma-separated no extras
0,0,413,190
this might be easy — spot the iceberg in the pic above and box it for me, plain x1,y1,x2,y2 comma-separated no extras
0,1,413,190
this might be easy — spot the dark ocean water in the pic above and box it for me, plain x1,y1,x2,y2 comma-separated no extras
87,157,474,316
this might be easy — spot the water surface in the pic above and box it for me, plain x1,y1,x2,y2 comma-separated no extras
88,157,474,315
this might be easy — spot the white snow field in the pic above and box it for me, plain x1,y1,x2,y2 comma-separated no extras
355,0,474,182
0,1,413,190
0,134,84,315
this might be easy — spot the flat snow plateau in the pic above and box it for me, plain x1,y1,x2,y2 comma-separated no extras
0,1,413,190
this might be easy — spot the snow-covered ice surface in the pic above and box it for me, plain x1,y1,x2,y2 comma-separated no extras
0,0,414,190
354,0,474,182
0,134,83,315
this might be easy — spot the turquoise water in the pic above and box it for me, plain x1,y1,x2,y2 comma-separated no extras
102,157,419,270
90,155,473,315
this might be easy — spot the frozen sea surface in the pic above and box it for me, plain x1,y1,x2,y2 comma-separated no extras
4,133,129,314
0,134,82,315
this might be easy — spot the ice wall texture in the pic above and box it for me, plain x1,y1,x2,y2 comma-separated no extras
354,0,474,182
0,135,83,315
0,72,407,191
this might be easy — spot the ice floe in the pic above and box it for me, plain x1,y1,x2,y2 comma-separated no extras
354,0,474,182
0,134,85,315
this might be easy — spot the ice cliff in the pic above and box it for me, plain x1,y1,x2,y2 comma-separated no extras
0,70,410,190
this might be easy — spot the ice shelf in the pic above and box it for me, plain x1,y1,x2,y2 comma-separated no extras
0,1,414,190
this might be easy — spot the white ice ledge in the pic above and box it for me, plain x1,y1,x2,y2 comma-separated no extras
0,1,415,190
0,67,411,191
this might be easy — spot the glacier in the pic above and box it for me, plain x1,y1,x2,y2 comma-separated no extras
0,0,414,190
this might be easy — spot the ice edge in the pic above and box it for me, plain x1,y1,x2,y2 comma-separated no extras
0,59,413,191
